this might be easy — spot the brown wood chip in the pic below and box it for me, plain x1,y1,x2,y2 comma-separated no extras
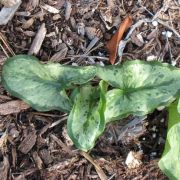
0,100,30,115
0,0,22,25
27,0,39,10
65,1,72,21
46,157,78,172
28,23,47,55
12,147,17,168
1,0,20,7
107,15,132,64
131,31,144,47
22,18,34,29
0,155,10,180
32,151,43,169
50,44,68,62
39,149,53,165
18,129,37,154
41,4,60,14
0,55,6,65
50,134,73,155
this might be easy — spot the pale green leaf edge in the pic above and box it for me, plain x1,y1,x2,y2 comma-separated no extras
1,55,71,112
158,100,180,180
1,55,97,112
96,60,180,122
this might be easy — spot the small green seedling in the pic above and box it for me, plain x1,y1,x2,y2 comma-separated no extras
1,55,180,178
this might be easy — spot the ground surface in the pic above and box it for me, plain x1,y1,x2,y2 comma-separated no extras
0,0,180,179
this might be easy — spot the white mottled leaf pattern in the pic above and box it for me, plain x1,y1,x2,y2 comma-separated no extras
2,55,96,112
96,61,180,122
67,81,106,151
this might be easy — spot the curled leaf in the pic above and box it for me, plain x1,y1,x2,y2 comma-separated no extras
107,15,132,65
67,81,107,151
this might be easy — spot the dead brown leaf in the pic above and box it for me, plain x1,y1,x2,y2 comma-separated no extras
107,15,133,64
0,100,29,115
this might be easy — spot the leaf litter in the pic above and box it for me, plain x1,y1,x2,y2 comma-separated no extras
0,0,179,179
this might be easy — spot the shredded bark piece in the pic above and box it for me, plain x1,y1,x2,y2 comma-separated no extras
18,128,37,154
39,149,53,165
65,1,72,21
0,0,22,25
0,100,29,115
32,151,43,170
0,155,10,180
28,23,47,55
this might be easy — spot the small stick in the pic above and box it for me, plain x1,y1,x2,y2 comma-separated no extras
0,43,9,58
0,32,15,56
28,23,47,55
49,116,67,128
60,55,109,62
80,151,107,180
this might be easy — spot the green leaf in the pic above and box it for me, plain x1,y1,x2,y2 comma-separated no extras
2,55,96,112
96,60,180,122
67,81,107,151
178,99,180,113
158,101,180,180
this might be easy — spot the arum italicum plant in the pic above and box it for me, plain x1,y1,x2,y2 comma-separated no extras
1,55,180,178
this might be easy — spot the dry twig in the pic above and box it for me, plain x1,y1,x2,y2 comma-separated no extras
80,151,107,180
0,32,15,57
28,23,47,55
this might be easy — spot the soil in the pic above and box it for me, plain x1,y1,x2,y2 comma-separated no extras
0,0,179,179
